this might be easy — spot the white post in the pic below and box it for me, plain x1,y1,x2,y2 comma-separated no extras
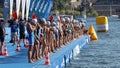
22,0,26,20
16,0,21,19
10,0,13,19
84,0,87,19
26,0,31,21
110,1,112,16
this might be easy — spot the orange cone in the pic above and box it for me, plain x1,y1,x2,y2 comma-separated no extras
44,52,51,65
16,44,20,52
2,45,8,56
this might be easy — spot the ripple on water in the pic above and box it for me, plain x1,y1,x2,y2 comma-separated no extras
66,17,120,68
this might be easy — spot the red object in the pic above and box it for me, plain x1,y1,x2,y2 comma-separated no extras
12,11,18,20
16,44,20,52
2,45,8,56
44,52,51,65
60,16,62,20
49,15,53,21
25,39,29,48
32,14,37,19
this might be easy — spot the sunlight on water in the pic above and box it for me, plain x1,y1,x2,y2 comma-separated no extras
67,17,120,68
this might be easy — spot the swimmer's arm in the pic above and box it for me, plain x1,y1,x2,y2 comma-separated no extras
35,33,40,41
26,23,35,32
34,34,39,41
32,26,36,31
3,27,6,36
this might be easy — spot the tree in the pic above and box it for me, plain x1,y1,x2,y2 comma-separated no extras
0,8,3,17
87,7,98,17
52,0,66,11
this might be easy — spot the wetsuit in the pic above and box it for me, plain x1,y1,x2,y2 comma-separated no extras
52,27,59,39
19,22,25,39
0,24,5,42
27,23,34,46
11,23,18,40
37,26,42,40
9,20,14,43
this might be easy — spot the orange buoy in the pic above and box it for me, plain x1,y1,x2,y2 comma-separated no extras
88,25,98,41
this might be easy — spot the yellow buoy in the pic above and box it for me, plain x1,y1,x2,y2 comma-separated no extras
88,25,98,41
96,16,108,32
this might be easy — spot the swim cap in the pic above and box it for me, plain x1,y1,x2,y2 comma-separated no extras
65,17,70,23
61,18,65,22
47,21,51,25
31,19,37,23
41,18,47,25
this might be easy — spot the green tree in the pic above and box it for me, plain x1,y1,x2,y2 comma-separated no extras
52,0,68,11
60,10,65,14
0,13,3,18
0,8,3,17
92,10,98,17
87,7,98,17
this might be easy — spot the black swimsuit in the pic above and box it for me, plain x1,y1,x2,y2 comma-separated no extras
0,24,5,42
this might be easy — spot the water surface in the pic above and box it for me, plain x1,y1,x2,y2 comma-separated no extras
67,17,120,68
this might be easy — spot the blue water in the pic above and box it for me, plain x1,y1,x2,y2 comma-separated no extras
67,17,120,68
